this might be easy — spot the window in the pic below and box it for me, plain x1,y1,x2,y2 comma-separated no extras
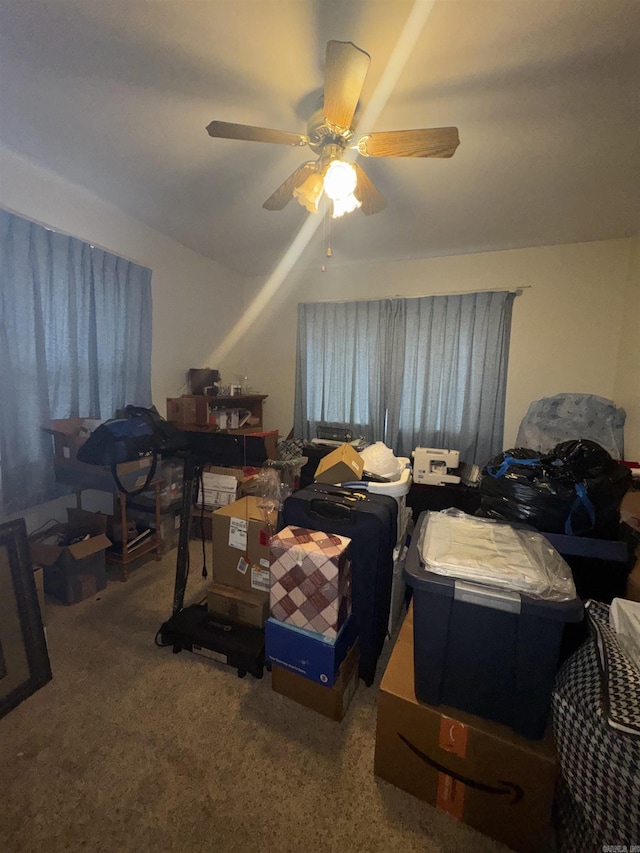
294,291,514,466
0,210,152,514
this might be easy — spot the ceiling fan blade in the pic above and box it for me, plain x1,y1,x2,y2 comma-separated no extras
353,163,387,215
323,41,370,131
206,120,307,147
357,127,460,158
262,162,317,210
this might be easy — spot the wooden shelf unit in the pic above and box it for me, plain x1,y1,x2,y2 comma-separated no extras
207,394,267,432
167,394,268,434
53,458,164,580
106,479,163,580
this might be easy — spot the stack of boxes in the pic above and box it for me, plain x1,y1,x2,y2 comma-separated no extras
374,510,584,852
192,466,246,542
204,493,362,722
206,496,277,629
265,525,359,721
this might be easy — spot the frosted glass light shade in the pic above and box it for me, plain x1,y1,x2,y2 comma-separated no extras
323,161,358,200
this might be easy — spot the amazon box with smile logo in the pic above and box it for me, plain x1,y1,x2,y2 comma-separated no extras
374,605,557,853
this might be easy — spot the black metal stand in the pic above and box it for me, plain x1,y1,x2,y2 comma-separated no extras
157,432,271,678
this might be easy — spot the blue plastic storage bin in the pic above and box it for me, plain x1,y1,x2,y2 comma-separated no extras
404,511,584,738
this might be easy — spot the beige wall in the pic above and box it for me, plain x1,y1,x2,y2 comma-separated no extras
614,234,640,460
243,238,634,459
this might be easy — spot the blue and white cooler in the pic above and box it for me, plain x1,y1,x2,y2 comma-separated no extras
405,509,584,739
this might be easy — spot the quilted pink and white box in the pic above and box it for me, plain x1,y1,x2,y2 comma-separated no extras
270,526,351,639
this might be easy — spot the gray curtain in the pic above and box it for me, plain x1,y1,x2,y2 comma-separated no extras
294,300,389,444
0,210,152,515
294,290,514,467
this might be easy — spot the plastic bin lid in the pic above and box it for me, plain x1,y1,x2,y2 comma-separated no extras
405,511,583,618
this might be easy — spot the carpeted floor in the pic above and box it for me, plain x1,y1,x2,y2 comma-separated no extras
0,544,512,853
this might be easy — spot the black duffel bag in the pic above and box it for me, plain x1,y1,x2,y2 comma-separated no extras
76,405,188,495
122,405,189,456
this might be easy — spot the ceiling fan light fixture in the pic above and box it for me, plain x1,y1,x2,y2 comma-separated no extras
331,193,361,219
293,171,325,213
207,40,459,219
323,160,357,201
323,160,361,219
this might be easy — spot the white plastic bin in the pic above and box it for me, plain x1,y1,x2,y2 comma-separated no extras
345,458,412,544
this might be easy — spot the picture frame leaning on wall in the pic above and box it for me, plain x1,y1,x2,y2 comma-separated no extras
0,518,52,720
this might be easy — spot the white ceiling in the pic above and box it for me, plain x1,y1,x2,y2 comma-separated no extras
1,0,639,278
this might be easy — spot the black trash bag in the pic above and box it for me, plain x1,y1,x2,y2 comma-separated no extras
478,439,631,538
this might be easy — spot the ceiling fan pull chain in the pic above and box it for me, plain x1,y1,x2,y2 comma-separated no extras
322,210,333,272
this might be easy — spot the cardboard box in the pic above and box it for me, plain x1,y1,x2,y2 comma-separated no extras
45,420,155,494
166,395,208,426
207,582,269,628
196,465,244,509
313,443,364,485
211,496,277,594
29,509,111,605
269,525,352,639
265,614,357,686
374,606,557,853
271,641,359,721
626,558,640,602
53,454,154,495
44,418,92,460
192,508,215,541
621,488,640,534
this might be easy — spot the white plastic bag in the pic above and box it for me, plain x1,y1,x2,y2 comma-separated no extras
359,442,402,480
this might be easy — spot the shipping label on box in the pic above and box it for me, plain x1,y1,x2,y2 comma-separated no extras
229,516,247,549
198,471,240,509
251,565,270,592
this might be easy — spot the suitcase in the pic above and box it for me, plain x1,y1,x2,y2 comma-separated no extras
283,483,397,686
157,604,266,679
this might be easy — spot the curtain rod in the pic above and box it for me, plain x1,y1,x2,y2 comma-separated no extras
1,205,146,268
304,286,529,304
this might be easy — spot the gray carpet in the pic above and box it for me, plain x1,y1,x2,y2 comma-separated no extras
0,544,511,853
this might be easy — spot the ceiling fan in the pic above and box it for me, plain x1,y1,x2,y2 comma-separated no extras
206,40,460,218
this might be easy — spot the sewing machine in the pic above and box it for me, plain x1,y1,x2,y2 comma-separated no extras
412,447,461,486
